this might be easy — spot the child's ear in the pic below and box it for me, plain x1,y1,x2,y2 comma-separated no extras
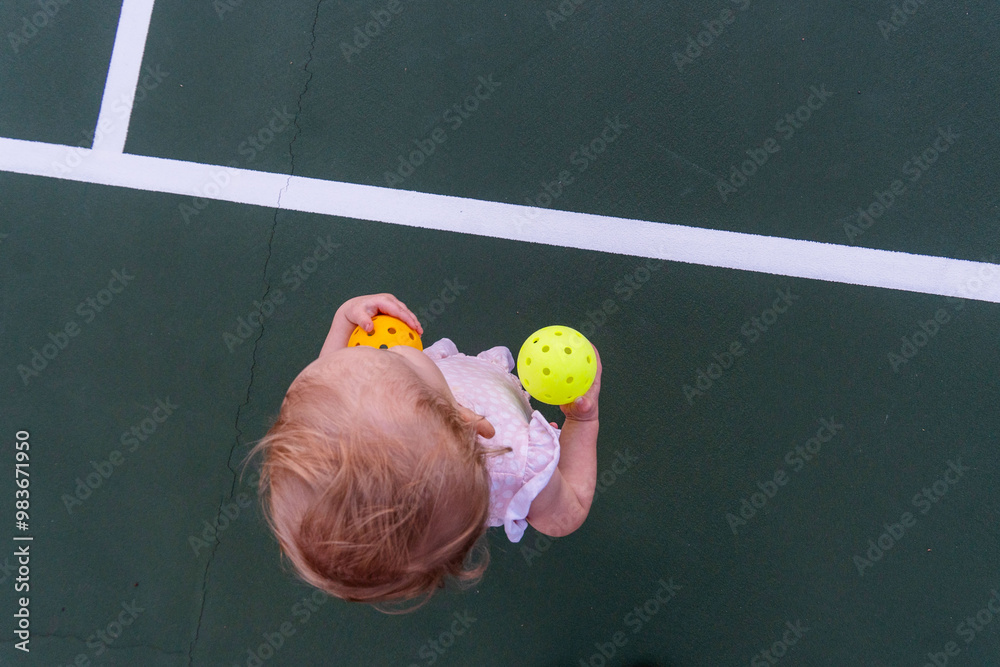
457,406,495,439
475,417,496,439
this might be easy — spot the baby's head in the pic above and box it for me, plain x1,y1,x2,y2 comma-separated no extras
249,345,501,612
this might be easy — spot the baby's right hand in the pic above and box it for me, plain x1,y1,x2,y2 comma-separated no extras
338,293,423,335
560,343,601,422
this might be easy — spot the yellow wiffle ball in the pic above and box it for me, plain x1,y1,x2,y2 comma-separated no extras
347,314,423,350
516,325,596,405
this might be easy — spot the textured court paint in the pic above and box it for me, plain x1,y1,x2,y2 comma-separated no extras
0,135,997,304
91,0,157,153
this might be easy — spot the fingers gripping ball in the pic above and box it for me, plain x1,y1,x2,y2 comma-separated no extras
516,325,596,405
348,315,423,350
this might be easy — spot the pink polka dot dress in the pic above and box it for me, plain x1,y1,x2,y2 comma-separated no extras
423,338,561,543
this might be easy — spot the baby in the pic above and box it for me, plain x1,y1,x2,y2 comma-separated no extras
249,293,602,611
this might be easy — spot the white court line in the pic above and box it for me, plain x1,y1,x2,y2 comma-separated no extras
38,0,997,306
91,0,157,153
1,135,998,304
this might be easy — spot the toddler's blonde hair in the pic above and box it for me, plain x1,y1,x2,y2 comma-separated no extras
247,352,507,612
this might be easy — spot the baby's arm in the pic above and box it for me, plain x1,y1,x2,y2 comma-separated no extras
319,294,424,358
526,346,602,538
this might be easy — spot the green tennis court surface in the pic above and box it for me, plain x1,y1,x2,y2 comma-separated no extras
1,1,998,665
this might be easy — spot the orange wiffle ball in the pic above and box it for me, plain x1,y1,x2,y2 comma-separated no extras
347,314,423,350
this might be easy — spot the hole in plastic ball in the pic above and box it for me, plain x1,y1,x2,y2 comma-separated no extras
366,330,375,337
526,358,531,365
555,331,562,336
542,368,550,375
379,344,388,349
408,332,414,339
566,376,573,383
564,347,572,354
587,355,592,363
388,327,396,334
533,338,539,343
542,345,549,352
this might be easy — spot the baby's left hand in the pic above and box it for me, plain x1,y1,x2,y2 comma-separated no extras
338,293,424,335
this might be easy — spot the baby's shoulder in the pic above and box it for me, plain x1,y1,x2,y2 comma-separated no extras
474,346,515,372
422,338,460,360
